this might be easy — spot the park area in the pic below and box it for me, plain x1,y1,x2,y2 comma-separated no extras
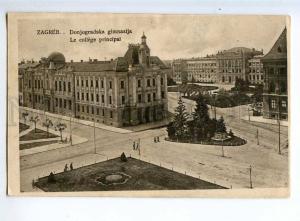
34,156,226,192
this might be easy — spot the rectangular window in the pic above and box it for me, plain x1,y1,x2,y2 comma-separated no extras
77,79,79,86
120,80,125,89
86,93,89,101
63,82,66,91
91,93,94,102
109,81,112,89
91,106,94,114
68,100,72,110
81,93,84,100
138,94,142,103
77,92,80,100
110,111,113,118
96,80,99,88
59,98,62,108
109,96,112,104
161,91,165,99
282,100,287,108
68,82,71,92
55,98,58,107
147,94,151,102
91,79,93,87
96,94,99,102
161,77,164,85
138,79,141,87
38,80,40,89
59,81,62,91
64,99,67,108
102,95,105,103
153,92,156,101
147,79,151,87
97,108,99,115
81,80,84,87
271,99,276,109
82,106,85,113
86,80,88,87
152,79,156,86
101,80,104,88
121,95,125,105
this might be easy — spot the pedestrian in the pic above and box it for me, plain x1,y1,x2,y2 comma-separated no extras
154,137,157,143
70,162,73,170
133,141,136,150
64,163,68,172
157,136,160,142
32,179,35,188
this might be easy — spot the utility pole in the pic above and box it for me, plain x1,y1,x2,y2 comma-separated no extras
249,165,253,189
256,129,259,145
221,139,225,157
278,118,281,155
69,115,72,146
94,109,96,154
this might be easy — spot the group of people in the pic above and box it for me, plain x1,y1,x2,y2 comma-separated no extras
154,136,160,143
132,140,140,151
64,162,74,172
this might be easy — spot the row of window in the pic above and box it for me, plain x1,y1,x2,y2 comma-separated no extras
270,100,287,109
221,69,242,73
249,74,264,81
55,98,72,110
77,104,113,119
76,78,114,89
54,80,72,92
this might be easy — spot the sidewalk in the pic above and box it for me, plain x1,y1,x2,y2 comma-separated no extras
19,121,88,156
20,106,132,134
241,115,288,127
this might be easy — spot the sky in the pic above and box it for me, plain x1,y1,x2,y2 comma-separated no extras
18,14,288,62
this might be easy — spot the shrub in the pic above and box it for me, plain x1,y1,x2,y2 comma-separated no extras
120,152,127,162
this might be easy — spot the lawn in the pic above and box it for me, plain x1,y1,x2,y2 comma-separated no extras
19,123,30,133
35,157,226,192
20,128,58,141
19,140,59,150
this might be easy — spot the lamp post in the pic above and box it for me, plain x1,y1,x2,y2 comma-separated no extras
249,165,253,189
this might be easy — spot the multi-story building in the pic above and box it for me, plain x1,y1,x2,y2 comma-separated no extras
185,56,217,83
171,59,187,83
216,47,263,84
262,28,288,120
248,55,264,85
19,34,169,127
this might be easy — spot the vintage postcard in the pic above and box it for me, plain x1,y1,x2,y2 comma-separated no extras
7,13,290,197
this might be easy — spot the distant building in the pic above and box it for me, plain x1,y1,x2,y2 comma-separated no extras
185,56,217,83
216,47,263,84
248,55,264,85
19,33,169,127
262,28,288,120
171,59,187,83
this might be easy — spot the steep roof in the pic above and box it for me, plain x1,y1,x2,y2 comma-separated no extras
150,56,168,69
124,44,140,65
18,62,40,70
262,28,287,61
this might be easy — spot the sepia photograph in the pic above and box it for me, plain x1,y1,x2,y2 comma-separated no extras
7,13,289,197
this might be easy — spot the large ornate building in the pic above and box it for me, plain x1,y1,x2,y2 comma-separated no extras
216,47,263,84
262,28,288,120
19,34,169,127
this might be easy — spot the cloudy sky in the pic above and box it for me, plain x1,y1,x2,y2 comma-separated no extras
18,14,288,62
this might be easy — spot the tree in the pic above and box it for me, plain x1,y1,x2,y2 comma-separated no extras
192,95,212,140
30,116,39,133
166,121,176,138
42,118,53,138
55,123,67,142
22,112,29,125
216,116,227,133
172,97,190,140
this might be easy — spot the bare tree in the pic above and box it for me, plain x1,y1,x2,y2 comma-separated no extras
55,123,67,142
30,116,39,133
42,118,53,138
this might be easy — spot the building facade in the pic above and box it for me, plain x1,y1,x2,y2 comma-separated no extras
248,55,264,85
216,47,263,84
19,34,169,127
262,28,288,120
